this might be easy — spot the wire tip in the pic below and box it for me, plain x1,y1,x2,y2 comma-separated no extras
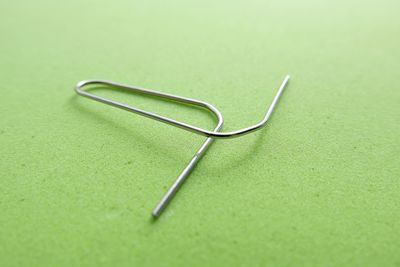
151,210,160,219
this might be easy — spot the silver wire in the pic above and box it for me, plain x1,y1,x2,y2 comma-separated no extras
75,75,290,139
74,75,290,218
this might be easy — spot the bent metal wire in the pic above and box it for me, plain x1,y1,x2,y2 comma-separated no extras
74,75,290,218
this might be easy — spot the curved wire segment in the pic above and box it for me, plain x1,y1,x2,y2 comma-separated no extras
75,75,290,139
74,75,290,218
75,80,224,218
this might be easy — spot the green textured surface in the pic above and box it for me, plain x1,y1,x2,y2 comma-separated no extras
0,0,399,266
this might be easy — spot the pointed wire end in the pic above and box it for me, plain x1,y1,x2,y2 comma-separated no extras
284,75,290,83
151,205,163,219
279,75,291,93
151,211,160,219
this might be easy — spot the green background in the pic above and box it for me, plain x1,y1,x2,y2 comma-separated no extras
1,0,399,266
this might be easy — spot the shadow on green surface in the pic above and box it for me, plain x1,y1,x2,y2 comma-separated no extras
69,95,189,162
68,82,221,157
69,84,274,175
69,85,274,221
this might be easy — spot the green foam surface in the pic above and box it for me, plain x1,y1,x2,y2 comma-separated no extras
0,0,399,266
